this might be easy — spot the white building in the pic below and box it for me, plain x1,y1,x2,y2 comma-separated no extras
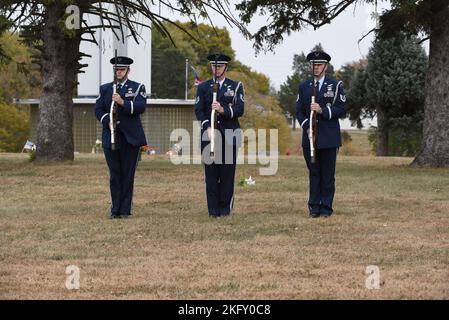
292,116,377,130
77,6,152,97
339,116,377,130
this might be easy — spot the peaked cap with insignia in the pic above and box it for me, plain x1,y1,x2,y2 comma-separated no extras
207,53,231,66
306,51,331,64
110,56,134,67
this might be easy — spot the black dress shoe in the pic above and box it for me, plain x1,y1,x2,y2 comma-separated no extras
209,213,220,218
109,214,121,219
321,213,332,218
309,213,320,218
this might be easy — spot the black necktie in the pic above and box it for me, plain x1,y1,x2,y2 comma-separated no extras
116,83,122,91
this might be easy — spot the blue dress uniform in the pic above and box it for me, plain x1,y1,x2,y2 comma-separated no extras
296,52,346,217
95,56,147,218
195,55,244,217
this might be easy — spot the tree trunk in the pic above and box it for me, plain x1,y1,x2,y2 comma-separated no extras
36,2,81,162
412,4,449,167
376,106,388,156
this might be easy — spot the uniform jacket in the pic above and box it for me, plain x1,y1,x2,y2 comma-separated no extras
296,76,346,149
95,79,147,148
195,78,244,146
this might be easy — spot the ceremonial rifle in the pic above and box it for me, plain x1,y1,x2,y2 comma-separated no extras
309,61,317,164
109,50,118,150
210,56,219,159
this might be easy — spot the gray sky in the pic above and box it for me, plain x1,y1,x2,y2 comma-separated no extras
208,1,390,89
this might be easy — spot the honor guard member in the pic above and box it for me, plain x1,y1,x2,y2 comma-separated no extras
195,53,245,217
296,51,346,218
95,56,147,219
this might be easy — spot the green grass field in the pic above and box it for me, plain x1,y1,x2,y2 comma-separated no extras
0,150,448,299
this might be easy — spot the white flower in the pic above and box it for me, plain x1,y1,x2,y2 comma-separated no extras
245,176,255,185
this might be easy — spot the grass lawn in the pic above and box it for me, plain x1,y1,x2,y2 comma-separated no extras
0,152,448,299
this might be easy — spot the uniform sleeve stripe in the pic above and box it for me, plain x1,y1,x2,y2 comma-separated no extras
100,114,108,123
301,119,308,128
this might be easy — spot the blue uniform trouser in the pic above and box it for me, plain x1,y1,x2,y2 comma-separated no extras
303,147,337,215
103,131,140,215
203,140,238,216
